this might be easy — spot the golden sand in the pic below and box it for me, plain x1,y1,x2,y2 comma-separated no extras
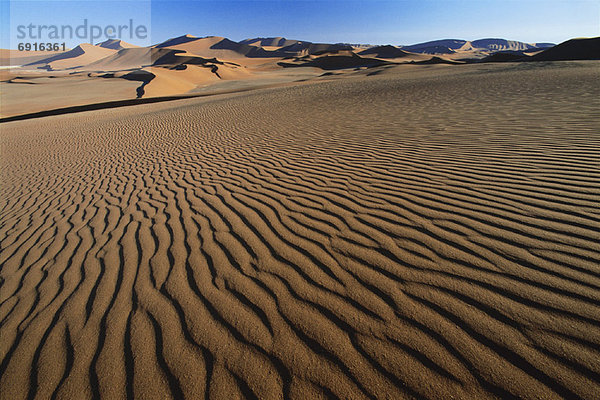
1,61,599,399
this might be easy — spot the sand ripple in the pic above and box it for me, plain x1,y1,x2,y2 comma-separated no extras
1,62,599,399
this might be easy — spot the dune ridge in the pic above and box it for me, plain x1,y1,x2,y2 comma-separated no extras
1,62,599,399
401,39,555,54
358,45,411,59
97,39,139,50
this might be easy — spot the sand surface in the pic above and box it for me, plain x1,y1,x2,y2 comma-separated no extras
0,75,141,118
1,61,599,399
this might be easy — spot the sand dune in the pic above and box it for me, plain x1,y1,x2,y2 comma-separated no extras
241,37,302,47
358,45,411,59
471,38,543,51
402,39,554,55
161,36,356,60
14,46,249,101
82,47,161,70
155,36,278,60
0,49,62,67
157,35,225,51
401,39,465,54
137,66,215,97
208,38,277,57
479,37,600,63
414,56,464,65
83,50,253,97
83,47,208,71
279,53,393,70
480,51,529,63
531,37,600,61
97,39,139,50
279,42,353,56
27,43,117,70
136,63,253,98
155,34,202,48
1,61,599,399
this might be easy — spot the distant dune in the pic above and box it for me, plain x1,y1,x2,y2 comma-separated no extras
26,43,116,70
209,37,276,56
279,42,353,56
279,52,392,70
414,56,463,65
9,35,593,77
531,37,600,61
83,47,173,70
470,38,550,51
1,34,597,118
480,51,530,63
152,36,357,60
402,38,555,55
97,39,139,50
478,37,600,63
401,39,466,54
0,49,62,67
82,47,225,71
358,45,411,58
155,34,201,48
156,36,277,59
240,37,302,47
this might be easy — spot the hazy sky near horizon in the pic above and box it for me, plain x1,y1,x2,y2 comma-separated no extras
1,0,598,48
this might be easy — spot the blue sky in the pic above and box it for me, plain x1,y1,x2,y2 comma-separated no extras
2,0,598,48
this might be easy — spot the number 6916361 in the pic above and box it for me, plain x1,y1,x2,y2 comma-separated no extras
17,42,66,51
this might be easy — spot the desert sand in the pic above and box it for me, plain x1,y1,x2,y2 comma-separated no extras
1,60,599,399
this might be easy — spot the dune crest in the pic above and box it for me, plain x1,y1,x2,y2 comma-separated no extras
97,39,140,50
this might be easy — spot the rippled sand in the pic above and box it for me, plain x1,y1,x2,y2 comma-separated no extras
1,62,599,399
